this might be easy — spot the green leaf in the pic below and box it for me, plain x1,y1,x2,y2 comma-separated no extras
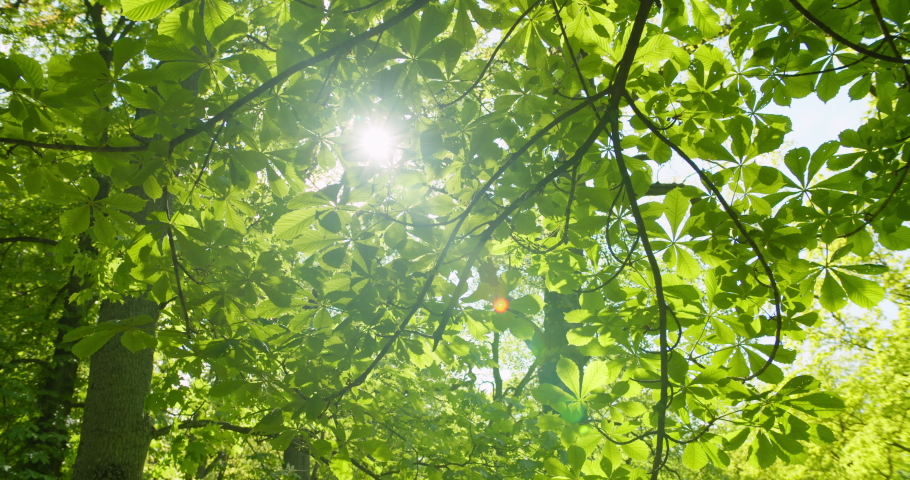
615,401,647,417
663,188,688,236
269,430,295,452
531,383,575,406
557,358,581,398
674,246,701,280
544,457,572,478
510,294,543,314
784,147,810,185
143,176,163,200
122,0,178,20
11,53,44,89
319,210,342,234
819,272,847,311
509,316,535,340
754,432,776,468
795,392,846,409
668,351,688,383
274,209,316,239
567,445,586,475
834,270,884,308
101,193,146,212
691,0,722,37
93,213,116,247
880,226,910,250
120,329,158,352
621,440,650,461
72,329,120,359
580,360,613,398
564,309,592,323
682,442,709,470
210,379,248,397
61,205,91,235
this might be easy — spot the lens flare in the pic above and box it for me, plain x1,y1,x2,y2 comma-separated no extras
357,126,395,163
492,297,509,313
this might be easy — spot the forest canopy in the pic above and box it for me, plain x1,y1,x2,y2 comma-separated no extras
1,0,909,478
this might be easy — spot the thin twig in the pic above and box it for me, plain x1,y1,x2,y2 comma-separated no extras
438,0,543,108
839,159,909,237
786,0,910,64
164,186,193,338
625,95,784,382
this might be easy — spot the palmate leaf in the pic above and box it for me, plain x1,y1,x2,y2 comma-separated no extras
122,0,178,20
273,209,316,239
663,188,688,236
690,0,721,37
682,442,709,470
8,0,910,475
557,357,581,398
834,270,884,308
580,360,614,398
819,272,847,311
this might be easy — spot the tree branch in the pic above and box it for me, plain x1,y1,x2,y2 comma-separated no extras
840,160,909,238
786,0,910,64
169,0,432,150
438,0,543,108
151,419,263,438
625,94,784,382
0,236,58,246
0,137,145,152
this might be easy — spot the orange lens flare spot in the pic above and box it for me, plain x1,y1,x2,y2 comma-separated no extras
492,297,510,313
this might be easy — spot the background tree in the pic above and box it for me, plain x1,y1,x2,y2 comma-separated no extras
1,0,909,478
663,252,910,480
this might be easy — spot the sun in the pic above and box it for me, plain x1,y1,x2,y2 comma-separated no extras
356,125,396,164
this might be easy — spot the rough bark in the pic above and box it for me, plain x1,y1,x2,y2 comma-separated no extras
284,437,312,480
72,188,162,480
537,290,586,394
71,297,159,480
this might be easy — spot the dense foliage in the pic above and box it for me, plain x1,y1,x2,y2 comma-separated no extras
1,0,909,478
659,254,910,480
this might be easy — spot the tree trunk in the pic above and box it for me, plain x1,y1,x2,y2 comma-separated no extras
538,290,586,393
72,187,162,480
284,437,311,480
71,297,159,480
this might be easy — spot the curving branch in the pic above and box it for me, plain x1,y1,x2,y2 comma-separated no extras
593,423,659,446
594,0,664,476
329,99,613,402
163,187,193,338
840,159,910,238
169,0,432,149
768,54,869,78
0,137,145,153
625,95,784,382
868,0,910,84
551,0,595,100
431,110,613,348
0,236,58,246
786,0,910,64
438,0,543,108
151,419,264,438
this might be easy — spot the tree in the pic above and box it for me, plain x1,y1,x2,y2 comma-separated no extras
1,0,908,477
663,253,910,480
